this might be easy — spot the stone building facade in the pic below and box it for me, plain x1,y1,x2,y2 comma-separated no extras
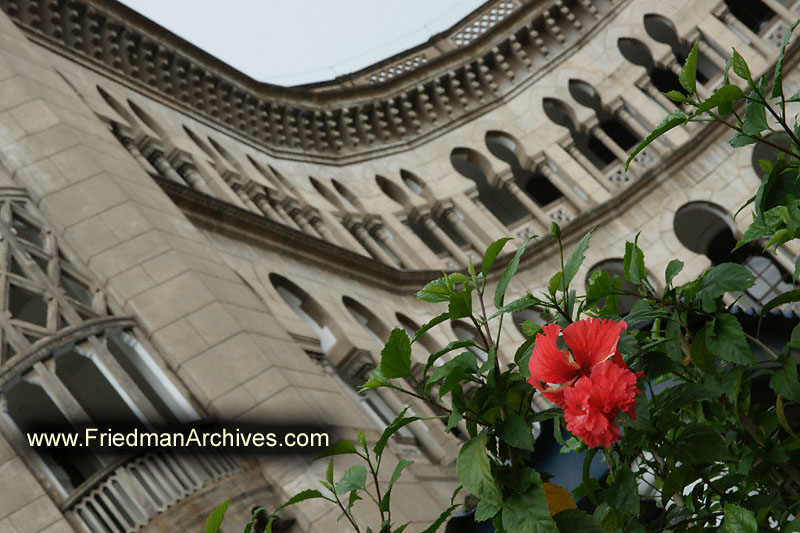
0,0,797,531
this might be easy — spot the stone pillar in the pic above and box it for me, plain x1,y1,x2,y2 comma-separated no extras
410,209,470,267
495,174,549,224
434,202,489,252
306,209,335,241
284,200,317,235
591,125,643,174
761,0,796,24
365,217,412,268
536,160,586,209
343,215,396,265
566,144,615,192
120,136,159,176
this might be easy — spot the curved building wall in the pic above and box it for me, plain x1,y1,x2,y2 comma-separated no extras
0,0,798,531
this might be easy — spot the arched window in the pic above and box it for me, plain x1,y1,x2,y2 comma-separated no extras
343,297,390,346
543,98,617,169
751,133,791,178
450,147,528,225
618,37,684,95
485,131,565,207
270,274,337,353
723,0,775,34
674,202,795,309
643,14,719,83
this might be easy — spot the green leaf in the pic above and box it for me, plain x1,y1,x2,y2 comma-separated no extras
475,499,502,522
374,407,420,457
773,19,800,98
760,288,800,315
494,237,533,309
380,459,414,512
562,227,596,290
679,38,699,94
274,489,328,513
448,286,473,319
380,328,412,378
730,131,760,147
553,509,605,533
361,367,390,392
414,312,449,341
425,339,477,373
416,277,451,303
315,439,357,460
457,434,503,504
664,90,690,103
654,383,716,417
604,467,639,516
674,424,733,464
665,259,684,286
720,503,757,533
623,234,646,284
698,263,755,311
742,98,769,136
336,465,367,494
204,497,230,533
521,320,543,337
626,110,686,169
427,351,479,393
770,359,800,402
791,323,800,348
326,458,334,484
243,507,270,533
705,314,754,365
489,294,542,320
420,504,460,533
690,326,716,374
482,237,513,276
694,84,745,116
731,48,752,83
498,414,535,451
755,164,800,218
502,482,558,533
624,299,667,326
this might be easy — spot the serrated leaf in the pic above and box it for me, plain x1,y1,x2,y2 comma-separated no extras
770,360,800,402
494,237,533,309
694,83,745,116
482,237,513,276
553,509,605,532
679,38,699,94
654,383,716,417
626,110,686,169
502,482,558,533
674,424,733,464
475,499,502,522
705,314,754,365
380,328,412,378
326,458,334,484
457,434,503,504
448,286,473,319
415,277,451,303
730,131,760,147
665,259,684,286
489,294,542,319
374,407,420,457
562,227,596,290
521,320,543,337
204,497,230,533
720,503,757,533
623,235,646,284
274,489,328,513
498,414,535,451
315,439,357,460
380,459,414,512
760,288,800,315
335,465,367,494
413,312,448,342
664,90,690,103
742,98,768,136
731,49,752,82
690,326,716,374
773,19,800,98
425,339,477,373
604,467,639,516
420,504,460,533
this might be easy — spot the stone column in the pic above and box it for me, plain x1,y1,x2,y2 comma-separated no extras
365,216,412,268
494,174,549,224
590,125,643,173
566,144,615,192
409,209,470,267
536,160,586,209
761,0,796,24
305,208,335,241
284,199,317,235
434,202,489,252
120,136,159,175
343,215,396,265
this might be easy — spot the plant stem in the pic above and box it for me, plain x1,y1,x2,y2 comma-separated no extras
742,331,779,360
396,387,486,426
711,114,798,160
763,98,800,148
334,494,362,533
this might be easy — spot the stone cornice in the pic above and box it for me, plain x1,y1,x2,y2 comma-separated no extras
0,0,626,164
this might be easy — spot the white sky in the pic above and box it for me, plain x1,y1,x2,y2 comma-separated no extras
119,0,487,86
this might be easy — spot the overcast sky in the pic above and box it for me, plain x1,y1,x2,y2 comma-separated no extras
119,1,486,86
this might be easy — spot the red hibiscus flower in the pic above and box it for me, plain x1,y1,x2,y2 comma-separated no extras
527,318,629,406
561,361,642,448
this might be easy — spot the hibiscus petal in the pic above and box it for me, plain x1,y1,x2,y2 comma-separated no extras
528,323,579,387
563,318,627,370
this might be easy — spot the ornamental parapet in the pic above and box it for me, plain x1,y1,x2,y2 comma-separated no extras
0,0,626,163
